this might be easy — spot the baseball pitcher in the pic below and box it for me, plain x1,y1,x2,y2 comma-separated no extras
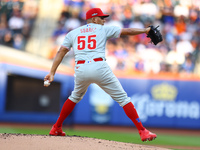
44,8,157,141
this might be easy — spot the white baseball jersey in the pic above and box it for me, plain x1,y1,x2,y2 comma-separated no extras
62,23,131,107
62,23,121,61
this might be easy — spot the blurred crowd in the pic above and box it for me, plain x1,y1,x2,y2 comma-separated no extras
0,0,38,50
1,0,200,76
50,0,200,76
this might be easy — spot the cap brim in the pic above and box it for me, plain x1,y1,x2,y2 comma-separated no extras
99,14,109,18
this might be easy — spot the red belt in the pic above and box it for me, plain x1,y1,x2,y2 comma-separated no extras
77,58,103,64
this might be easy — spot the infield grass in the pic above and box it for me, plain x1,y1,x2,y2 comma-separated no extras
0,125,200,149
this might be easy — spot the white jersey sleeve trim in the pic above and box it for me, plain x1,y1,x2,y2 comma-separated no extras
61,45,70,51
117,28,122,38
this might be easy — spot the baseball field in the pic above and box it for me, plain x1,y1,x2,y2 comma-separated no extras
0,123,200,150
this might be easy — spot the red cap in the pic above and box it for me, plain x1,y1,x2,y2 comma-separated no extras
86,8,109,20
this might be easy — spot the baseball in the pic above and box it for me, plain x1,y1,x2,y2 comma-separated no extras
44,80,50,86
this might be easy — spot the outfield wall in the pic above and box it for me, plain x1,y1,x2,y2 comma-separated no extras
1,63,200,129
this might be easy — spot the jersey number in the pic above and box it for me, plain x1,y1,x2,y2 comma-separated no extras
77,35,96,50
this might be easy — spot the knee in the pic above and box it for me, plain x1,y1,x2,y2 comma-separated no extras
117,97,131,107
68,95,82,103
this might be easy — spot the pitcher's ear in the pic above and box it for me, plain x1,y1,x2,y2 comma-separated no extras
92,17,97,23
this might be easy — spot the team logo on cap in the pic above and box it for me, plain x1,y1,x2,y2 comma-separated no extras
92,13,98,16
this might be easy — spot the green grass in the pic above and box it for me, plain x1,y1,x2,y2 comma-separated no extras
0,126,200,149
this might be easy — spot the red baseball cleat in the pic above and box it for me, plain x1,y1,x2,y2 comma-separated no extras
139,128,157,142
49,125,66,136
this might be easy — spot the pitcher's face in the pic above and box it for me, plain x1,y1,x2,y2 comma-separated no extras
94,16,106,25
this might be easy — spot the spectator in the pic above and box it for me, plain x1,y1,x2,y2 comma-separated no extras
129,17,144,29
8,9,24,34
174,3,189,18
124,43,137,71
132,1,158,23
135,58,144,72
191,40,200,75
2,30,13,47
52,23,67,41
106,41,118,70
181,53,195,73
166,47,185,66
105,13,123,28
0,22,8,43
176,33,194,56
114,41,128,70
122,6,133,28
160,6,175,25
174,16,187,35
141,48,163,74
13,33,25,50
64,9,81,31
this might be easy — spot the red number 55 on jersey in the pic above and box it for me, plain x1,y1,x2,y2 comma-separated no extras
77,35,96,50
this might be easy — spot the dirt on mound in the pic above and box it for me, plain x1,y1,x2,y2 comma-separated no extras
0,133,168,150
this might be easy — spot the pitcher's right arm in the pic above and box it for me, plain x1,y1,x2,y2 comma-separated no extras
44,46,69,84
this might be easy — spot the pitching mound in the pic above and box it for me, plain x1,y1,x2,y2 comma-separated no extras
0,133,169,150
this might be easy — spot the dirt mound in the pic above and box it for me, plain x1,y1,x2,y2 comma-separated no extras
0,133,168,150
